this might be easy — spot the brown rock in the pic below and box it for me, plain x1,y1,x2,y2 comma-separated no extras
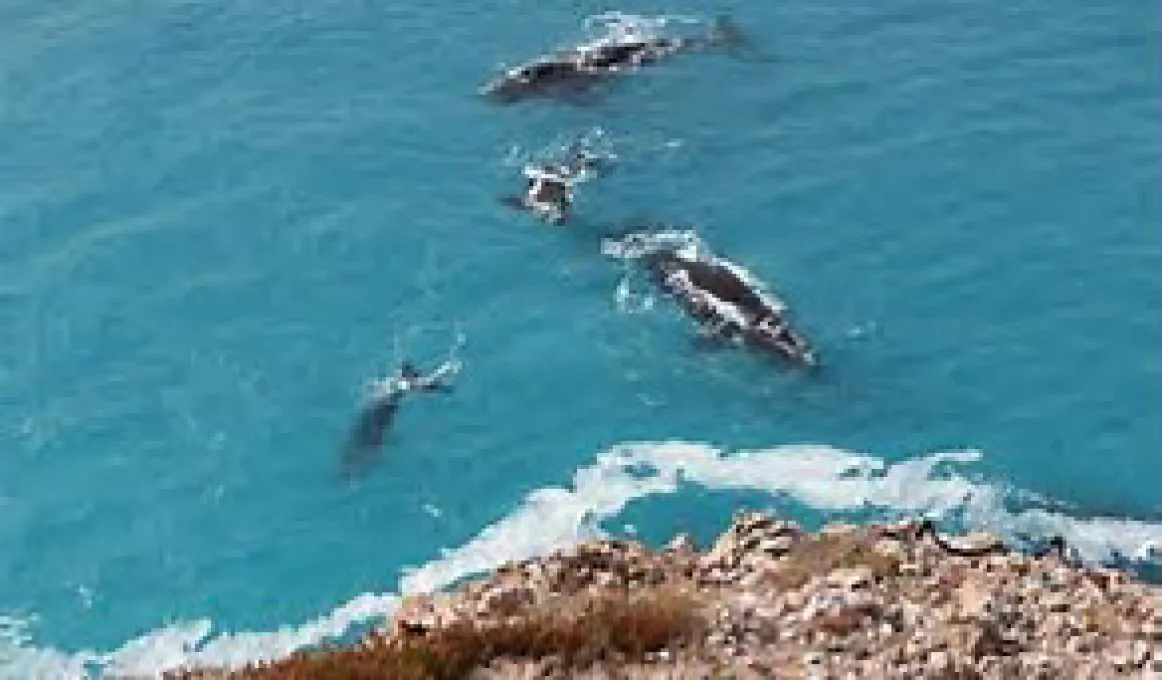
174,513,1162,680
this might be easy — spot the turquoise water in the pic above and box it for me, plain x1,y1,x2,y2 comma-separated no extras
1,0,1159,676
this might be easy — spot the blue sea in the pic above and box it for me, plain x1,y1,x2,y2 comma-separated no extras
1,0,1159,676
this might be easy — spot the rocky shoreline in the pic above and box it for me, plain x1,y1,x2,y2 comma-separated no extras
177,512,1161,679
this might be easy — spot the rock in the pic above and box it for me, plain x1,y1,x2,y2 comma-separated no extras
704,535,739,567
1045,595,1071,613
1107,638,1147,671
899,561,922,577
1065,635,1087,654
827,566,873,591
665,533,696,555
756,534,795,556
208,515,1162,680
872,539,906,561
482,585,534,615
927,650,949,673
971,620,1020,658
1091,568,1127,593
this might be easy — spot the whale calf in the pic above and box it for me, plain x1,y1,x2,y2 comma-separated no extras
501,147,607,225
340,357,460,477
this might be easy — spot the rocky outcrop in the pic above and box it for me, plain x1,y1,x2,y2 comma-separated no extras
183,511,1162,679
390,512,1160,678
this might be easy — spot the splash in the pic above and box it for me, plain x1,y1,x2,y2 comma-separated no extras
581,12,703,46
613,275,655,314
600,228,706,261
501,127,618,172
362,327,466,401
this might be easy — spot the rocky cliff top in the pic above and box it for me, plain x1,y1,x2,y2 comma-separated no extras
177,512,1161,679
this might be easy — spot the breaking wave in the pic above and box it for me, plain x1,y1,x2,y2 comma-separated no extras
4,441,1160,679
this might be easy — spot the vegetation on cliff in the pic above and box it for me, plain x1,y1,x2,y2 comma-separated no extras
172,512,1161,679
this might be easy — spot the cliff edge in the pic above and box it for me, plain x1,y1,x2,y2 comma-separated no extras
176,511,1161,679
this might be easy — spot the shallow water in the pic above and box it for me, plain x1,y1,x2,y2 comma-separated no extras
1,0,1159,676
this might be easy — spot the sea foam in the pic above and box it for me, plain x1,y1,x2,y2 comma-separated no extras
4,441,1160,679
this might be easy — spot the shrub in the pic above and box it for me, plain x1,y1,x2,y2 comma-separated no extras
769,533,900,590
168,586,702,680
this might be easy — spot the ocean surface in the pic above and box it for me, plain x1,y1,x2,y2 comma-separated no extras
1,0,1160,676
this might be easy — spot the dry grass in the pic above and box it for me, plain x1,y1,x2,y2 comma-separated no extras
168,587,702,680
769,533,901,591
1078,604,1123,636
814,606,871,637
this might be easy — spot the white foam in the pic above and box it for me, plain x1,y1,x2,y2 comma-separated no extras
5,441,1160,679
0,593,399,680
601,229,706,261
502,127,615,174
397,467,672,595
401,442,1162,594
582,12,702,46
613,275,655,314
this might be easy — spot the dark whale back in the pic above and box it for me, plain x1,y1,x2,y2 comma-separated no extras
636,241,816,367
656,252,771,318
482,33,685,103
480,57,591,103
523,58,581,82
582,41,650,69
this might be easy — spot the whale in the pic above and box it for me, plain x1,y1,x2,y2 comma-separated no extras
648,249,818,368
606,230,817,368
339,358,460,478
501,148,607,225
479,16,752,105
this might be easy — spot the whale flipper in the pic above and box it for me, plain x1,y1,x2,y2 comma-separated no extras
499,194,569,225
413,357,462,393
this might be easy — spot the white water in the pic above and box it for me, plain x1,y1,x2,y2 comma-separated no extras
4,440,1160,679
